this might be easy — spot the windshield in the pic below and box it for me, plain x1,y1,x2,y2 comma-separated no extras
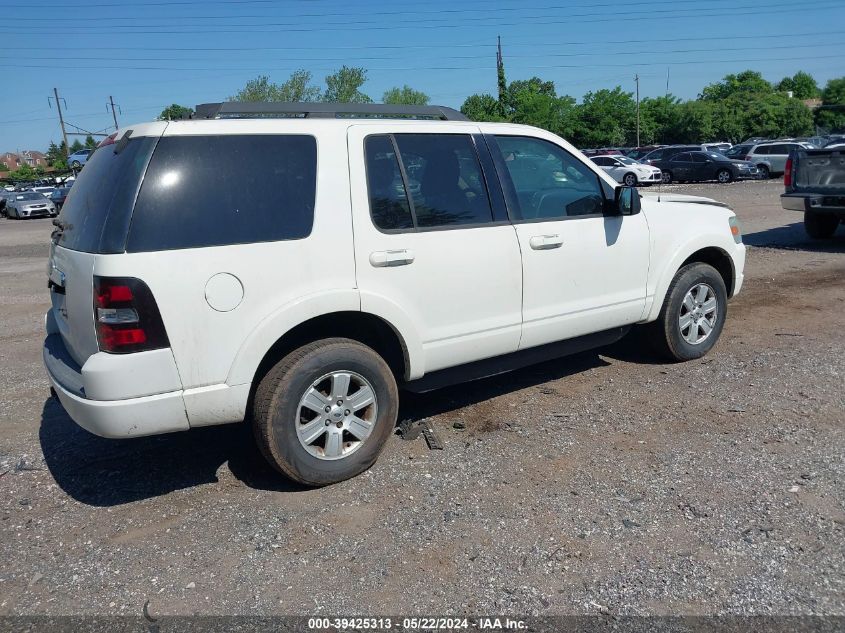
616,156,639,165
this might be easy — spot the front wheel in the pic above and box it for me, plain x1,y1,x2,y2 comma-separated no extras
661,171,673,184
623,172,638,187
716,169,733,184
650,263,727,362
804,211,839,239
252,338,398,486
70,161,81,169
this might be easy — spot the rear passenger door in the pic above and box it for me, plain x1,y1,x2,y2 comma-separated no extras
348,125,523,377
488,134,650,350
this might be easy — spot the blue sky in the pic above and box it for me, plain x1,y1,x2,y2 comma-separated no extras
1,0,844,152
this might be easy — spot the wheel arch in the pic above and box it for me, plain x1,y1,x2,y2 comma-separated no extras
645,241,737,322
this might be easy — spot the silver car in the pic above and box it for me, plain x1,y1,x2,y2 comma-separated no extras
6,191,58,219
744,141,813,178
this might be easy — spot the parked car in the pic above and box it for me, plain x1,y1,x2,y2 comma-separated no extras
652,151,758,184
627,145,665,160
6,191,57,218
581,148,624,157
590,154,662,186
0,190,14,216
781,146,844,238
743,141,813,178
723,144,754,160
640,145,709,165
31,186,56,198
703,142,732,153
67,149,94,169
49,186,72,210
43,102,745,486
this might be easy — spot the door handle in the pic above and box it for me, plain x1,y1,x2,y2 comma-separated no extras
528,234,563,250
369,249,415,267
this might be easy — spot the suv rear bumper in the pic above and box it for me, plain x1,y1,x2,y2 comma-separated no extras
43,333,190,438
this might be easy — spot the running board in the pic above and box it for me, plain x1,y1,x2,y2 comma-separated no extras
403,326,631,393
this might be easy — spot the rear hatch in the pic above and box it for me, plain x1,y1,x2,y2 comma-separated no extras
48,127,163,366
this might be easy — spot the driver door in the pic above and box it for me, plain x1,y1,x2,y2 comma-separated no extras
490,134,650,350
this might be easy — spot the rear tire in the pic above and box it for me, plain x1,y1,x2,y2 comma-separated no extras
252,338,398,486
650,263,727,362
804,212,839,239
757,164,770,179
71,161,81,169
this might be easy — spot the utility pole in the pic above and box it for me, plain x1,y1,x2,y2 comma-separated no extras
108,95,120,130
665,67,670,97
50,88,70,158
635,74,640,148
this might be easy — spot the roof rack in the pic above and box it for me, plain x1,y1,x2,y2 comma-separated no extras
194,102,468,121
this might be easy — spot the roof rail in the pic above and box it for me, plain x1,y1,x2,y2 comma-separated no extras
193,101,468,121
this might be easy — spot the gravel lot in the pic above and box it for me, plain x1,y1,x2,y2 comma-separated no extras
0,180,843,618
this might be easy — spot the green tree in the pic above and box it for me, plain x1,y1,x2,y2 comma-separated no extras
511,91,578,139
776,71,820,99
46,141,68,169
460,93,506,122
574,87,636,147
84,135,97,149
277,69,322,102
159,104,194,120
70,139,84,152
700,70,772,100
230,75,278,102
382,85,430,105
9,162,36,181
324,66,371,103
815,77,845,132
638,95,682,144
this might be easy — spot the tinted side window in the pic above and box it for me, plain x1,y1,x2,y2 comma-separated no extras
393,134,493,228
494,135,604,221
591,157,611,166
364,135,413,230
672,153,692,162
692,153,707,163
769,144,789,154
127,135,316,252
754,145,770,155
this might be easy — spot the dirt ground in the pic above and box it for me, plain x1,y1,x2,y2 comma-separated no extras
0,179,843,617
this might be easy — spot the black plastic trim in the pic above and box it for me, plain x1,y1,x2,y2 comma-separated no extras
403,326,631,393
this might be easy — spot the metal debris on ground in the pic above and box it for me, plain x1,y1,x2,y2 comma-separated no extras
397,418,444,450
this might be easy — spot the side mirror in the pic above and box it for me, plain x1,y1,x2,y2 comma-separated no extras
615,186,641,216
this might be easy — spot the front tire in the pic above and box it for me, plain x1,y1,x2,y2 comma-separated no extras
71,161,81,169
716,169,733,184
804,212,839,239
651,263,727,362
661,171,673,184
623,172,638,187
252,338,398,486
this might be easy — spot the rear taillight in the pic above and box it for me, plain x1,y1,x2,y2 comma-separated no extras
94,276,169,354
784,157,793,188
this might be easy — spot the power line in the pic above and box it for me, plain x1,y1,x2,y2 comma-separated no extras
19,42,844,64
4,53,841,74
12,30,844,52
2,2,840,34
0,0,760,21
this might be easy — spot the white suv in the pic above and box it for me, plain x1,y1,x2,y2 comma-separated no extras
43,102,745,486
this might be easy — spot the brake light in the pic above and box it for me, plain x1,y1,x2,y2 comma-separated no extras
97,132,118,148
93,276,169,354
784,157,793,188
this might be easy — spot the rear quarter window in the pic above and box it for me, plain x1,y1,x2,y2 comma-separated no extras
126,134,316,252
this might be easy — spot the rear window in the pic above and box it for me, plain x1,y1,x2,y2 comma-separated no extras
126,134,316,252
55,136,157,253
